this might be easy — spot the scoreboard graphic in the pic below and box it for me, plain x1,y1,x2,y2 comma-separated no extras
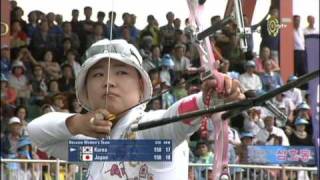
68,139,172,162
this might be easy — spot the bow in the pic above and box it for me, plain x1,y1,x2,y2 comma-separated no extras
186,0,230,179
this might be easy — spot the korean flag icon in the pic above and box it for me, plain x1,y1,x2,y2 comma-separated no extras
82,146,93,153
81,153,93,161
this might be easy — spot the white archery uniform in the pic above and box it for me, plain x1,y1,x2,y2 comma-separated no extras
28,93,208,179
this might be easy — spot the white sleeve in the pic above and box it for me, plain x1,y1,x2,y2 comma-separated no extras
27,112,90,160
256,75,262,90
139,92,206,148
280,130,290,146
239,75,248,92
244,117,255,132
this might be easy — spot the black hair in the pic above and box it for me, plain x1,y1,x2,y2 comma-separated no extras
14,105,29,120
97,11,105,18
196,141,208,149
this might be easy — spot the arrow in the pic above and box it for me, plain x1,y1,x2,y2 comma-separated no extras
70,147,77,152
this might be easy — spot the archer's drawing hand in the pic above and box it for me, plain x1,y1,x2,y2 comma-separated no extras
67,109,115,138
202,71,245,103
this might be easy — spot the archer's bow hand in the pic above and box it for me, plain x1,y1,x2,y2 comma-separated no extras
201,71,245,104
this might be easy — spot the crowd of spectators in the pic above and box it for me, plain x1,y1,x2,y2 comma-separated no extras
1,1,317,179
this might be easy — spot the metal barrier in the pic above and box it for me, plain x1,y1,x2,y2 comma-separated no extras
1,159,85,180
1,159,318,180
189,163,318,180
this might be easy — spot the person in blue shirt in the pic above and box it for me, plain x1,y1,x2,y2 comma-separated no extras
1,45,12,78
260,59,283,92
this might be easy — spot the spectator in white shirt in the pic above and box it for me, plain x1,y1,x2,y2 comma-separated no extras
284,75,303,107
239,60,262,92
303,15,319,35
293,15,307,77
272,89,295,126
255,109,290,146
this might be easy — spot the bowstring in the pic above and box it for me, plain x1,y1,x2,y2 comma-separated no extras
104,0,115,139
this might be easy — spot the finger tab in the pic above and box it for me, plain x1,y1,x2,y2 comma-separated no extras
107,114,116,121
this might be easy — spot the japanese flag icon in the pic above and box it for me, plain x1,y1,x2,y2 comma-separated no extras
81,153,93,161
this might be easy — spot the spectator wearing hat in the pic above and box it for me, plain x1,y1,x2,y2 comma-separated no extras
255,110,289,146
237,132,255,162
1,117,23,158
284,75,303,107
160,54,175,87
1,73,17,106
295,102,311,120
1,44,12,78
289,118,313,146
259,59,283,92
159,55,176,109
294,101,313,134
239,60,262,93
8,60,31,102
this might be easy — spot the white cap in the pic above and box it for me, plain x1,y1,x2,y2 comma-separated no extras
12,60,26,70
8,116,21,125
260,108,274,119
75,39,153,111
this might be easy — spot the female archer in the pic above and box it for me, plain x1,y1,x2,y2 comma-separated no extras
27,39,244,179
